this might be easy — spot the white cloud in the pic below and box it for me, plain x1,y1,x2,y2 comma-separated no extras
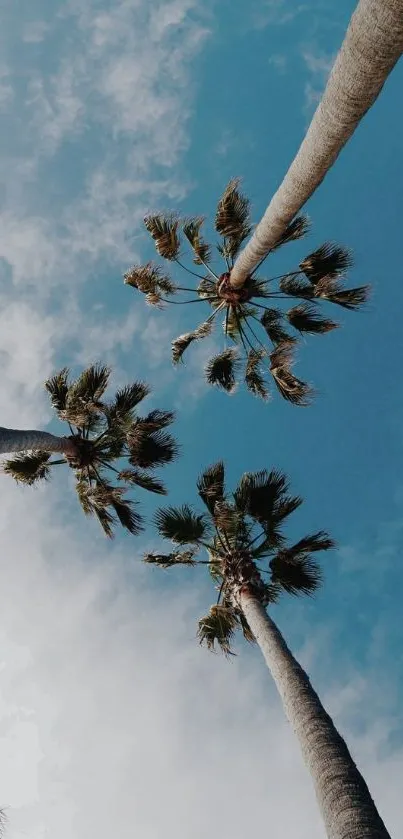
0,0,208,289
22,21,49,43
252,0,308,29
302,47,334,114
269,53,287,73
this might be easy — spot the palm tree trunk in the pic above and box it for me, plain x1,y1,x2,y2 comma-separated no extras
230,0,403,288
0,427,76,456
240,590,391,839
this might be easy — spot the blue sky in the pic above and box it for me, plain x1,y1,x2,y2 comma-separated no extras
0,0,402,836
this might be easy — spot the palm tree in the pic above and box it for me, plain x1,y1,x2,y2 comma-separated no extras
125,180,368,404
146,462,391,839
230,0,403,287
2,364,178,537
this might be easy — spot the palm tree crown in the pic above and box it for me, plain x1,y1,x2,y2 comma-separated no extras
146,461,334,654
3,364,178,537
125,180,369,405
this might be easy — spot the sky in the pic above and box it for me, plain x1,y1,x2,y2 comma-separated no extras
0,0,402,836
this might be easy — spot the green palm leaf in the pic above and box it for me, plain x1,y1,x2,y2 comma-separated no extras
45,368,69,415
314,279,370,310
270,552,323,596
68,363,110,404
287,303,339,334
273,215,311,249
2,452,53,485
197,461,225,513
300,243,353,283
245,349,270,400
279,274,315,300
128,425,179,468
197,604,238,656
105,382,150,424
261,309,296,345
118,468,166,495
205,348,240,392
234,469,288,525
154,505,208,544
140,409,175,431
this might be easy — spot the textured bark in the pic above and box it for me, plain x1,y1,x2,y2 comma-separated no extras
0,427,75,456
240,591,391,839
231,0,403,287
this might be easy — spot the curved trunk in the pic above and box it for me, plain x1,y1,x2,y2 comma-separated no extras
0,427,75,456
240,591,391,839
230,0,403,287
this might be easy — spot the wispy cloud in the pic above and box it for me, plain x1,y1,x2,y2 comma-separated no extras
301,46,334,114
252,0,309,30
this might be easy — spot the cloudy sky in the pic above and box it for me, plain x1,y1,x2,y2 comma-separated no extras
0,0,402,836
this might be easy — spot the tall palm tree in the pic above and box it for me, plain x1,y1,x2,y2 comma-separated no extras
125,180,368,404
230,0,403,287
2,364,178,537
147,462,391,839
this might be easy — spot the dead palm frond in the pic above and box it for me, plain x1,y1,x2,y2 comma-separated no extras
144,213,181,260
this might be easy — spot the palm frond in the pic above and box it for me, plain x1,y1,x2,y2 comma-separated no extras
269,342,313,406
273,215,311,249
315,281,370,310
183,217,212,264
213,501,241,537
271,494,303,525
237,610,256,643
234,469,288,525
144,550,197,568
78,480,143,537
279,274,315,300
128,424,179,468
287,303,339,334
197,277,216,299
75,478,115,536
154,505,208,544
45,368,69,415
245,350,270,400
124,263,177,300
224,305,257,342
197,461,225,513
215,178,252,259
105,382,150,424
300,243,353,283
205,348,240,393
197,604,238,656
2,452,52,485
270,552,323,596
261,309,296,345
110,494,143,535
172,319,213,365
118,469,166,495
287,531,336,555
68,363,110,404
246,277,273,299
144,213,180,260
140,410,175,431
